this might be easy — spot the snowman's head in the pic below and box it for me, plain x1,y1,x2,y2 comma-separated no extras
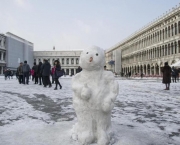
80,46,105,71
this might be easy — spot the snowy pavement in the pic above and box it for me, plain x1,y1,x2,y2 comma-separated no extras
0,77,180,145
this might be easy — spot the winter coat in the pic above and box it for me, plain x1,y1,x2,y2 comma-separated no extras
18,66,23,75
37,63,42,77
32,65,38,73
22,63,30,73
31,69,34,76
54,65,61,78
42,61,51,76
162,65,172,84
171,68,178,77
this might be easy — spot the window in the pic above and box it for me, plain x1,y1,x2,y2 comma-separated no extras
67,58,69,64
76,58,79,64
71,58,74,64
62,58,64,64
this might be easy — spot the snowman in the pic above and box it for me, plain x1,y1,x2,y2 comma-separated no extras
72,46,119,145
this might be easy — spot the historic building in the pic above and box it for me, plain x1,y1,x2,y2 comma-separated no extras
6,32,34,70
33,50,82,75
106,5,180,76
0,34,6,75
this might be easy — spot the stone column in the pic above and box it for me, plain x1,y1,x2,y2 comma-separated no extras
146,65,148,75
177,43,179,53
1,52,4,60
173,44,175,54
74,68,76,75
69,69,71,76
159,66,161,76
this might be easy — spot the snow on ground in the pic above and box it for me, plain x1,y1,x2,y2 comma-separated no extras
0,76,180,145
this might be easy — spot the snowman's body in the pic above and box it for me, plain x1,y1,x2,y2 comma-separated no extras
72,46,119,145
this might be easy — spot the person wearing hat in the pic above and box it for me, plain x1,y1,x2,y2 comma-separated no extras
162,62,171,90
17,62,23,84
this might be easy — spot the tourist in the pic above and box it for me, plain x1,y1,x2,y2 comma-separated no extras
22,60,30,85
17,62,23,84
32,62,38,84
42,59,52,88
171,66,178,83
53,60,62,90
162,62,171,90
51,63,55,84
37,62,43,85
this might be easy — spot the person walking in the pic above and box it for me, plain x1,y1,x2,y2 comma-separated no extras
162,62,171,90
51,64,55,84
37,62,43,85
42,59,52,88
54,60,62,90
22,60,30,85
17,62,23,84
171,66,178,83
32,62,38,84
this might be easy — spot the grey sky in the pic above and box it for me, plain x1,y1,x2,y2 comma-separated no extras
1,0,180,51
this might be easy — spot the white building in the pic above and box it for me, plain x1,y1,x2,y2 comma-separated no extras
6,32,34,70
0,34,6,75
33,50,82,75
106,5,180,76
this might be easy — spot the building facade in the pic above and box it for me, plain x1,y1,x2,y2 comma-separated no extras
33,50,82,75
106,6,180,76
6,32,34,70
0,34,6,75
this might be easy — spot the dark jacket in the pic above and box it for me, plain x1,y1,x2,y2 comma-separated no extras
171,68,178,77
162,65,171,84
18,66,23,75
32,65,38,73
54,64,61,78
22,63,30,73
42,61,51,76
37,62,42,77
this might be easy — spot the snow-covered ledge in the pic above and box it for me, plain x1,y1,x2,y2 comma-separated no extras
72,46,119,145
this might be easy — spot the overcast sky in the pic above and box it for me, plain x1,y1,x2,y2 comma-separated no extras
1,0,180,51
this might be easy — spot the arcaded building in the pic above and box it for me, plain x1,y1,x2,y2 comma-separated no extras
33,50,82,76
106,6,180,76
0,34,6,75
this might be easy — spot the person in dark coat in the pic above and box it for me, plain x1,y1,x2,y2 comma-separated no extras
42,59,52,87
54,60,62,90
171,66,178,83
17,62,23,84
22,60,30,85
32,62,38,84
162,62,171,90
37,62,43,85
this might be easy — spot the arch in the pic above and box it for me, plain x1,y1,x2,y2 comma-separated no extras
160,30,162,40
162,29,164,40
143,64,146,75
171,43,174,54
168,26,170,37
165,45,167,56
165,27,167,39
171,24,174,36
155,63,159,75
175,23,177,35
168,44,170,55
174,41,177,54
147,64,150,75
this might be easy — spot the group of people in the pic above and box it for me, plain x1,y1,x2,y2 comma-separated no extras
4,69,14,80
162,62,180,90
16,59,65,90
